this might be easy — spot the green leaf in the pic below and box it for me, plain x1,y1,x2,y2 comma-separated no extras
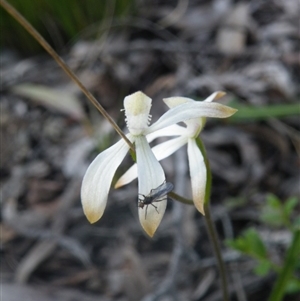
261,195,299,228
285,278,300,294
254,260,272,276
226,237,250,254
225,196,247,209
268,229,300,301
244,228,268,259
260,210,285,227
227,228,268,260
228,102,300,122
260,194,285,227
2,0,135,54
266,194,282,209
293,217,300,229
284,197,299,219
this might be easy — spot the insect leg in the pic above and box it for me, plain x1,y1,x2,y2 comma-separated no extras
150,203,159,214
145,205,148,219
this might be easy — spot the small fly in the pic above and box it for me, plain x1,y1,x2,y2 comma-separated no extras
138,182,174,219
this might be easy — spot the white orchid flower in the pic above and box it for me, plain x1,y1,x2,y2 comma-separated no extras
115,92,237,215
81,91,168,237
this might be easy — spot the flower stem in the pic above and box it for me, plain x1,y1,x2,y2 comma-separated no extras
168,191,193,205
0,0,134,151
268,228,300,301
196,137,230,301
204,203,230,301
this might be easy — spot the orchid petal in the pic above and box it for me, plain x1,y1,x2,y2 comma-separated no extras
187,139,206,215
81,138,131,223
184,118,206,137
115,136,188,188
146,124,187,142
163,96,193,108
152,135,189,161
203,91,226,102
114,164,137,188
135,136,167,237
164,96,204,136
147,102,237,133
163,91,226,108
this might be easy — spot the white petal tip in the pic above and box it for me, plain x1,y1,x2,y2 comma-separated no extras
194,202,205,216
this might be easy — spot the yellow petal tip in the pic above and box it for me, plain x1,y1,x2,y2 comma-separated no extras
215,91,226,100
84,210,102,224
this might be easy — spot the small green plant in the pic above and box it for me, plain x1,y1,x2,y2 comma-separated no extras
227,194,300,301
227,227,272,276
261,194,299,229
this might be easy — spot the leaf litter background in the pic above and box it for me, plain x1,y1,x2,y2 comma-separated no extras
1,0,300,300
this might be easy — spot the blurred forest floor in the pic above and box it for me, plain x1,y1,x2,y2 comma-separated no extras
1,0,300,300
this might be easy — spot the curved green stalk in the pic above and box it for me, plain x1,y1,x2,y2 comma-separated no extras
0,0,134,152
268,229,300,301
196,137,230,301
168,191,193,205
204,203,230,301
168,137,230,300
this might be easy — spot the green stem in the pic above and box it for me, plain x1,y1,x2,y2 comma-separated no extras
0,0,134,151
204,203,230,301
169,137,230,300
196,137,230,301
268,228,300,301
168,191,193,205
